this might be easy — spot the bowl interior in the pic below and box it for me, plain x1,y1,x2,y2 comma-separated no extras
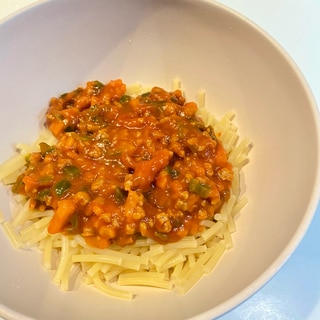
0,0,319,319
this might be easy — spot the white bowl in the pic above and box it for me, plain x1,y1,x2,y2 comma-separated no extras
0,0,319,319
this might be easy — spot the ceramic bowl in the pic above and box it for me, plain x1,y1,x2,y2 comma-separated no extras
0,0,319,319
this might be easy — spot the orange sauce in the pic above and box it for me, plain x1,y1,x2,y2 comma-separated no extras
13,79,233,248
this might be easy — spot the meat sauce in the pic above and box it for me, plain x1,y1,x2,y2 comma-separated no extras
13,79,233,248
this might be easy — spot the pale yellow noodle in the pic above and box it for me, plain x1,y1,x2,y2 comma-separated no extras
118,272,172,290
0,154,25,181
92,275,133,300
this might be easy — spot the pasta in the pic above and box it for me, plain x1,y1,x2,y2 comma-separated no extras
0,80,251,299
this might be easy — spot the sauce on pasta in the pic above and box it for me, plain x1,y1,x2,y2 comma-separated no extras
12,79,233,248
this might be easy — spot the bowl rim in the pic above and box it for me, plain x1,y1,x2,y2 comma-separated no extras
0,1,320,320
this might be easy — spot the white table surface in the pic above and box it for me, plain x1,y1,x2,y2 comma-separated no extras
0,1,319,319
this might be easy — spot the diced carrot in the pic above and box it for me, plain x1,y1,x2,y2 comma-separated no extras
84,235,110,249
49,121,65,137
48,199,76,234
132,150,173,192
215,142,228,167
22,176,38,195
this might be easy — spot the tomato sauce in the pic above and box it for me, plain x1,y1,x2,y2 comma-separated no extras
13,79,233,248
